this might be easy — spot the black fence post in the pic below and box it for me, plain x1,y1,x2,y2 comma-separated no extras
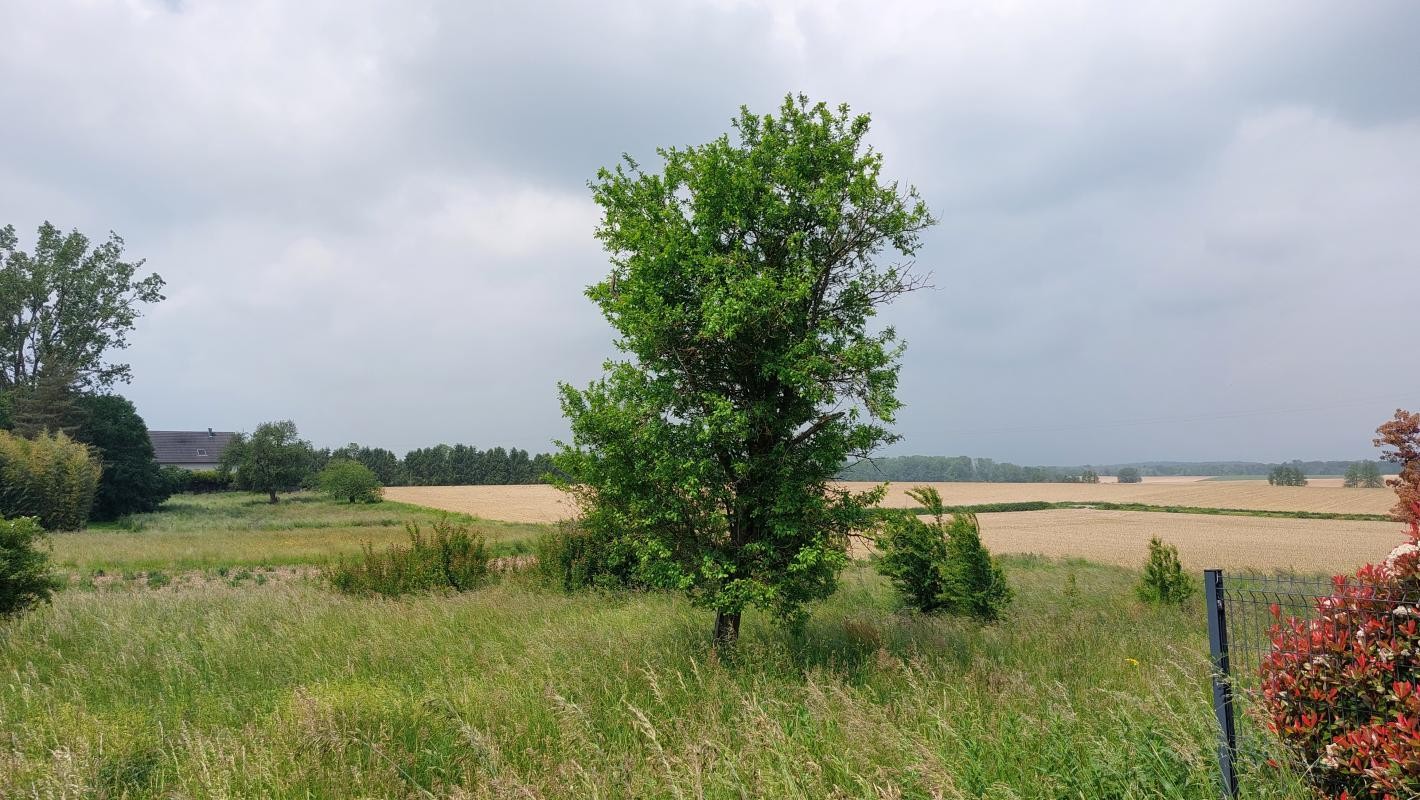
1205,569,1238,798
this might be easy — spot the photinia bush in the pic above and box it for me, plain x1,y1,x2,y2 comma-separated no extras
1259,501,1420,799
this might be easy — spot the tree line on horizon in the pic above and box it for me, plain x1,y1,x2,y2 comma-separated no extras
837,455,1400,483
322,442,554,487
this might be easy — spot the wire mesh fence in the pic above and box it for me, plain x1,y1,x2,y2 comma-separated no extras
1206,568,1420,798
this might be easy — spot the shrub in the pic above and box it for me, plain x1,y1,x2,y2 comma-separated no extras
184,469,233,493
0,429,101,530
75,394,172,520
1116,467,1142,484
325,517,490,596
876,486,1011,621
159,466,191,494
316,459,382,503
535,520,644,592
0,516,59,617
1135,537,1194,606
1259,504,1420,799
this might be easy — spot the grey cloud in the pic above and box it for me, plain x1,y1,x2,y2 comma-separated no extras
2,0,1418,464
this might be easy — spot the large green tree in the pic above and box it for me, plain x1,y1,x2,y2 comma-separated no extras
74,394,172,520
221,420,315,503
0,222,165,394
557,96,936,644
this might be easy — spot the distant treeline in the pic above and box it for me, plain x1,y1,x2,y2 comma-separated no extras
1117,459,1399,477
316,443,555,486
838,456,1400,483
838,456,1084,483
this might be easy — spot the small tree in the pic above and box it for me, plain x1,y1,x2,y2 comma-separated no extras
221,420,314,503
876,486,1011,621
558,95,936,644
74,394,171,520
1343,461,1386,489
1268,465,1307,486
316,459,382,503
0,516,59,617
1116,467,1142,484
1375,409,1420,523
1136,537,1194,606
1080,468,1100,484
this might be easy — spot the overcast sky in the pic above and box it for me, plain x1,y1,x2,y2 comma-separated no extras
4,1,1418,464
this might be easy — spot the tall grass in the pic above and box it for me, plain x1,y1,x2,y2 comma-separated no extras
48,492,541,573
0,557,1307,798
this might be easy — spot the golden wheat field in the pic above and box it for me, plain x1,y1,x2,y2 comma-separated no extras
386,484,575,523
968,509,1401,572
858,480,1395,515
387,481,1409,572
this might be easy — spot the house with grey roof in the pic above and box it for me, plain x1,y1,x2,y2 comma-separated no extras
148,429,236,470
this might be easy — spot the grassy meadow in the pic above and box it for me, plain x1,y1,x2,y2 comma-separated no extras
55,493,541,575
0,492,1313,798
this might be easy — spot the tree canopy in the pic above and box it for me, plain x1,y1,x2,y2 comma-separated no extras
74,393,171,520
557,95,935,643
0,222,164,393
221,420,315,503
1375,409,1420,522
1343,460,1385,489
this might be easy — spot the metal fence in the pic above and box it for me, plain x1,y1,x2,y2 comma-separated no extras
1204,569,1420,798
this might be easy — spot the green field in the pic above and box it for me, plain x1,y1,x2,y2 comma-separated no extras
53,493,541,575
1,492,1308,798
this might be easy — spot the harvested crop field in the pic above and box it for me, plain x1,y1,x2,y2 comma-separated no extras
854,480,1395,515
969,509,1403,572
386,484,575,523
389,484,1410,573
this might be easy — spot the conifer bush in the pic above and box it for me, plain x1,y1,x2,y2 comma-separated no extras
1135,537,1195,606
0,516,59,618
876,486,1011,621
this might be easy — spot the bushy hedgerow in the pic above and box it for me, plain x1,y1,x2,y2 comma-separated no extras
875,486,1011,621
0,429,101,530
185,469,234,493
535,520,644,592
324,517,489,596
1259,503,1420,799
316,459,382,503
1136,537,1195,606
0,516,59,618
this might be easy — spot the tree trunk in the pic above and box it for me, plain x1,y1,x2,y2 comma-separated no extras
268,489,278,504
713,610,741,647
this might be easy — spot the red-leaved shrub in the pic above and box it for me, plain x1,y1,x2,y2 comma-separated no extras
1259,502,1420,799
